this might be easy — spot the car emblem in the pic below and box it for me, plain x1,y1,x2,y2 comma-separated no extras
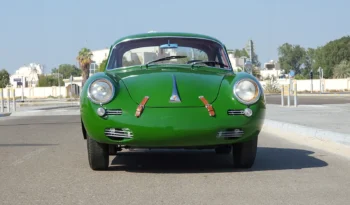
170,74,181,103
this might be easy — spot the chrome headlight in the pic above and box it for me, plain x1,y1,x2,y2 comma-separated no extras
233,79,260,105
88,79,115,104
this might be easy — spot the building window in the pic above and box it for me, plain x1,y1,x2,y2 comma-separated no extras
89,62,98,75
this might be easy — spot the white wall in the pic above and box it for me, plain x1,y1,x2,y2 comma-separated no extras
323,79,349,91
260,78,350,92
0,87,67,98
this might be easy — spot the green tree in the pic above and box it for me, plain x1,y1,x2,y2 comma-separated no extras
301,48,316,76
333,60,350,78
0,69,10,88
98,59,108,72
76,48,93,87
51,64,81,79
232,49,249,58
278,43,306,75
37,74,63,87
294,74,307,80
313,36,350,78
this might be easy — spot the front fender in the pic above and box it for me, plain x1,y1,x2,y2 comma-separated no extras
217,72,266,107
80,72,138,137
213,72,266,127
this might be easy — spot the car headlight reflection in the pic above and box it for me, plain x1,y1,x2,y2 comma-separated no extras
233,79,260,105
88,79,114,104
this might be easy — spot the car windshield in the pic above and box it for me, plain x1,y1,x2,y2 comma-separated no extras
106,37,231,69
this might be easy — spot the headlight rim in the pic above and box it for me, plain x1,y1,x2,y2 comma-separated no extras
87,78,115,105
233,78,261,105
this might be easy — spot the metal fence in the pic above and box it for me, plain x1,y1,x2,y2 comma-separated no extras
0,88,17,113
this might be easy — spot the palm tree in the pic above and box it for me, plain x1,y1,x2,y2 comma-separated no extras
333,60,350,79
76,48,93,87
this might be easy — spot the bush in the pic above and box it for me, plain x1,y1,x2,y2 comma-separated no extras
263,79,281,93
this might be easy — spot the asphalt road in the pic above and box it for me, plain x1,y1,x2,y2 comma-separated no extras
1,115,350,205
266,94,350,105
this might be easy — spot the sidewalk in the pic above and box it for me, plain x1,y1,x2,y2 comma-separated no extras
0,100,80,117
17,100,79,107
264,103,350,146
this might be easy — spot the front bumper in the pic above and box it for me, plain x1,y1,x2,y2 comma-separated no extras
81,102,265,147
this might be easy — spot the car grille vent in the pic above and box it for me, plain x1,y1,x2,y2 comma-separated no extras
105,128,133,140
217,129,244,139
106,109,122,115
227,110,244,115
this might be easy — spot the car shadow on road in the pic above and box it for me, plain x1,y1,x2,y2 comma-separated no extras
108,147,328,173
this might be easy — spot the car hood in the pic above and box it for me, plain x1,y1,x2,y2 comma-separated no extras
108,66,231,107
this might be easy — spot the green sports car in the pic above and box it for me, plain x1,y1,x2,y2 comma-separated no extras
80,32,266,170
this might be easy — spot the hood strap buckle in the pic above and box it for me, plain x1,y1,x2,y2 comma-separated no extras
135,96,150,118
199,96,215,117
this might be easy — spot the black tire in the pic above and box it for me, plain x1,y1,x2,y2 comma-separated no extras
87,136,109,170
232,136,258,169
215,145,232,154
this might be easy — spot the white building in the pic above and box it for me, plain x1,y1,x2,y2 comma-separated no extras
89,49,110,75
260,60,282,79
10,63,44,88
228,54,249,72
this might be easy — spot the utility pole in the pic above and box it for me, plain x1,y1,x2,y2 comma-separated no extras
318,67,323,93
21,76,24,102
6,89,10,113
310,70,313,93
57,71,61,99
70,75,73,99
249,40,253,63
0,89,3,113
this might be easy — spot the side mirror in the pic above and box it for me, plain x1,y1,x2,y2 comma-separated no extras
244,61,253,74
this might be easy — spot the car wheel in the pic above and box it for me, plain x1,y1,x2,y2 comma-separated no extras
232,136,258,169
215,145,232,154
87,136,109,170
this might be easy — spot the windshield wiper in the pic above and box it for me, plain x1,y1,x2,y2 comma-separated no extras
191,61,229,69
145,55,187,68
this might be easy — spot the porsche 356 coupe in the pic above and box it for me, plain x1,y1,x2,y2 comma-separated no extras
80,32,266,170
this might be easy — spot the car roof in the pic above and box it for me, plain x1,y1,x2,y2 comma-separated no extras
111,32,225,47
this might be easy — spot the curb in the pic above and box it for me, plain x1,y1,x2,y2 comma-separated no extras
0,113,12,117
297,94,350,97
265,93,350,97
18,102,79,107
10,109,80,117
263,119,350,146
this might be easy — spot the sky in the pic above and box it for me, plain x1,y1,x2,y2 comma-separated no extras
1,0,349,74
